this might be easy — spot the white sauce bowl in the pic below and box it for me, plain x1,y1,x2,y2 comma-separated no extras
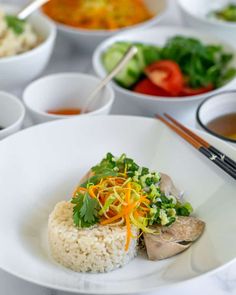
196,91,236,144
23,72,115,124
0,91,25,140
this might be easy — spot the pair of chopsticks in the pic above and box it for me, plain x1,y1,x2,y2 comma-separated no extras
156,114,236,180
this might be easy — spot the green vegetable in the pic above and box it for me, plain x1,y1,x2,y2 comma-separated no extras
71,192,99,228
5,15,25,35
160,36,235,88
102,42,160,87
176,202,193,216
211,4,236,22
84,153,193,227
102,36,236,89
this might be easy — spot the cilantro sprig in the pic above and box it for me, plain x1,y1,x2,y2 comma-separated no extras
71,192,99,228
5,15,25,35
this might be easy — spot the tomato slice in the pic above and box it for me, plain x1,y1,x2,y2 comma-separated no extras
181,84,213,96
144,60,184,96
133,78,171,97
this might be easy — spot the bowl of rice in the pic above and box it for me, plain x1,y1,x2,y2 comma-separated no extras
0,4,56,91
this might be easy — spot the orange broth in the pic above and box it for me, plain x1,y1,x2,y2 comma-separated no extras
42,0,153,30
47,108,82,115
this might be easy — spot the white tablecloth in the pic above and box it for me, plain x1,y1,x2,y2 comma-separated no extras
1,1,236,294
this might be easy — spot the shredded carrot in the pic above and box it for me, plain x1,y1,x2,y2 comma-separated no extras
125,215,131,251
125,182,131,203
73,186,87,197
74,175,151,251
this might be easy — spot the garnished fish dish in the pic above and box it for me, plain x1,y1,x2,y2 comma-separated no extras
48,153,205,273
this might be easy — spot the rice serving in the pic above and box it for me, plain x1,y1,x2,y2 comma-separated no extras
48,201,138,273
0,10,40,57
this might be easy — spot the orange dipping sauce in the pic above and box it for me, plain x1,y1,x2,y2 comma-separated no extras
42,0,153,30
47,108,81,116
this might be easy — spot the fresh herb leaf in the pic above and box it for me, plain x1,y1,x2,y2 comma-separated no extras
80,193,99,223
212,4,236,22
92,152,116,174
5,15,25,35
71,192,99,228
176,202,193,216
81,170,118,188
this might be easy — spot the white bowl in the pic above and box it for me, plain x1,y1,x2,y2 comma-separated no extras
93,26,236,119
0,91,25,140
196,91,236,144
42,0,167,52
178,0,236,45
23,73,115,124
0,4,56,91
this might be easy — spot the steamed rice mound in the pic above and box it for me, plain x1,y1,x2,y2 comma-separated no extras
48,201,138,273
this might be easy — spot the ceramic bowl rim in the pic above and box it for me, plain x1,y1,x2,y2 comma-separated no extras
41,0,168,37
22,72,115,119
0,91,25,137
196,90,236,143
0,4,56,64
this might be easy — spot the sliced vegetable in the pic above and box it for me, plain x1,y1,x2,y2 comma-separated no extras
102,42,160,87
133,78,171,96
181,84,213,96
145,60,184,96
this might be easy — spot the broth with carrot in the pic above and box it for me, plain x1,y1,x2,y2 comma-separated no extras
43,0,153,30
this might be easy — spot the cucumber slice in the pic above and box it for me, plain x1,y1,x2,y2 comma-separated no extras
102,43,142,87
102,42,160,88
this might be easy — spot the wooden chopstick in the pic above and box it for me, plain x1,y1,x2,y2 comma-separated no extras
164,113,236,171
156,114,236,180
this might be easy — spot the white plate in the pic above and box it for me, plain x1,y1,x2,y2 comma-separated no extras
0,115,235,294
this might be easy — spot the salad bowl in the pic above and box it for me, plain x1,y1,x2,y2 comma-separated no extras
93,26,236,119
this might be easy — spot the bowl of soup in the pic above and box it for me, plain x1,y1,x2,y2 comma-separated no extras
196,91,236,143
41,0,167,52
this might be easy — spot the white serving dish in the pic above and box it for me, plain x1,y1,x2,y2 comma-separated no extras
0,91,25,140
23,72,115,124
0,115,235,294
93,26,236,120
42,0,167,52
178,0,236,45
0,4,56,91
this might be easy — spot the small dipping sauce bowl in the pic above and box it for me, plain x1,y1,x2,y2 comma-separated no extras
23,73,115,124
0,92,25,140
197,91,236,144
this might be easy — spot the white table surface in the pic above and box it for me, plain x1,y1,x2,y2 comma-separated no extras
1,1,236,294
